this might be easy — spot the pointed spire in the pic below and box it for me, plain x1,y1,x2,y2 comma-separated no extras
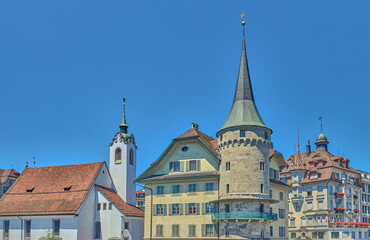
218,21,269,134
119,98,128,134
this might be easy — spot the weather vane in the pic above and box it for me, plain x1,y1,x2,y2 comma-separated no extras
241,11,246,26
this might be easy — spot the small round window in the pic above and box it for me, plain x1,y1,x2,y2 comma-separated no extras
182,146,189,152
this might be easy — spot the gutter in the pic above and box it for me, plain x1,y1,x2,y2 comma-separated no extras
17,215,23,240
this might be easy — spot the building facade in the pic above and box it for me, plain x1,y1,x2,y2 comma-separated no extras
358,170,370,237
0,168,20,198
136,189,145,210
137,22,290,240
281,132,367,239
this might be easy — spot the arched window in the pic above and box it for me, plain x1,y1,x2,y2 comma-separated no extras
115,148,122,163
129,149,134,166
95,221,101,239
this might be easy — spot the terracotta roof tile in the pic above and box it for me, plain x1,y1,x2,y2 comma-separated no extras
0,168,20,184
0,162,104,216
174,127,217,155
97,185,144,217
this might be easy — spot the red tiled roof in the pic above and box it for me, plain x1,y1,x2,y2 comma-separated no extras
174,127,217,155
97,185,144,217
0,168,20,184
0,162,104,216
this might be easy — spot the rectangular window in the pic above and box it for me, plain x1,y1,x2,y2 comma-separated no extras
308,217,313,225
52,219,60,236
260,162,264,171
270,226,273,237
279,209,285,219
331,232,339,239
291,233,297,239
240,130,246,137
189,160,197,171
279,192,284,201
307,187,312,196
189,224,196,237
205,182,214,192
173,161,181,172
269,189,272,198
189,203,198,214
25,220,31,238
3,220,9,238
172,204,180,215
156,204,164,215
109,203,112,210
205,224,214,236
290,218,295,227
307,202,313,210
156,185,164,195
205,203,214,214
226,184,230,193
318,200,324,209
318,232,324,239
156,224,163,237
279,227,285,237
97,203,101,211
103,203,107,210
124,222,129,230
188,183,197,193
172,184,180,194
226,162,230,171
261,184,264,193
225,204,230,212
172,224,180,237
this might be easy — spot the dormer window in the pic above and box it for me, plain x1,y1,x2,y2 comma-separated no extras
309,173,318,180
240,130,246,138
115,148,122,164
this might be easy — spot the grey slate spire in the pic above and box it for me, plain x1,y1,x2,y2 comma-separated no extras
219,23,269,134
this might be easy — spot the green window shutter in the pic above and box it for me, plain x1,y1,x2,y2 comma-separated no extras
164,204,167,216
169,204,173,215
186,161,190,171
201,224,205,237
196,203,200,215
202,203,206,215
185,203,189,215
169,162,174,172
179,203,183,215
180,162,184,172
196,160,201,171
214,224,218,236
153,204,157,216
156,225,159,236
195,183,198,192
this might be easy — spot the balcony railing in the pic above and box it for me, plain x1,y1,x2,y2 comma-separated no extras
212,212,278,221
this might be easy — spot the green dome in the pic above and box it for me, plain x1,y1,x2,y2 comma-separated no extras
316,132,327,142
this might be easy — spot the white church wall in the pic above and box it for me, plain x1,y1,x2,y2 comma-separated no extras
96,191,122,239
122,217,144,240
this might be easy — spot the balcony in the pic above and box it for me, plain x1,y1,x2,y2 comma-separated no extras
212,212,278,221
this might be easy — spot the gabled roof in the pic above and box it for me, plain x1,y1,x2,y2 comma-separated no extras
0,168,20,184
96,185,144,217
0,162,104,216
136,125,219,183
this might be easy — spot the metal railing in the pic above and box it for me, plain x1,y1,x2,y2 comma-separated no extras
212,212,278,221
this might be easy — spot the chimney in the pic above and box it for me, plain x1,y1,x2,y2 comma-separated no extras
306,140,311,156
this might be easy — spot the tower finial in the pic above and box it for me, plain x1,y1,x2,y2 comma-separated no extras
119,98,128,134
319,116,323,132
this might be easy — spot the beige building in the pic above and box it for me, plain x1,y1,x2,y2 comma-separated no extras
281,132,367,239
358,170,370,237
136,22,290,240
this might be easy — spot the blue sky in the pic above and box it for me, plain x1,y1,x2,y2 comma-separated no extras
1,1,370,176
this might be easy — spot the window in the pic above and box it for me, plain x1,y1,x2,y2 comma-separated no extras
270,226,273,237
97,203,101,211
115,148,122,163
225,204,230,212
189,160,197,171
318,200,323,209
182,146,189,152
52,219,60,236
279,209,285,218
156,204,165,215
173,161,181,172
188,183,197,193
318,186,324,192
156,224,163,237
279,227,285,237
129,149,134,165
124,222,129,230
298,175,303,182
240,130,246,137
269,189,272,198
226,184,230,193
25,220,31,238
171,204,180,215
204,224,214,236
156,185,164,195
307,202,313,210
279,192,284,201
172,224,180,237
291,233,297,238
260,184,264,193
109,203,112,210
3,220,9,238
94,221,101,239
331,232,339,239
265,131,268,139
260,162,264,171
189,224,196,237
310,173,318,180
172,184,180,194
307,187,312,196
226,162,230,171
205,182,214,192
290,218,295,227
308,217,313,225
188,203,198,214
205,203,214,214
103,203,107,210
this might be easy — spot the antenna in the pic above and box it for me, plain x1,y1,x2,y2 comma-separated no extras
318,117,323,132
297,128,300,153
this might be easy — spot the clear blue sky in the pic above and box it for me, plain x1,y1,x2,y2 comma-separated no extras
1,1,370,176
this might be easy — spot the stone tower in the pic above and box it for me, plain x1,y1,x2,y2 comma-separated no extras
215,22,277,239
109,99,137,205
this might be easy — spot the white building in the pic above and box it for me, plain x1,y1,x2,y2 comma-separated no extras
0,100,144,240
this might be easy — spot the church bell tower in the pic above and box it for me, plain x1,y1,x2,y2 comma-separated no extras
109,98,137,205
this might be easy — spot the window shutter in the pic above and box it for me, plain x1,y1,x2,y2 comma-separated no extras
164,204,167,216
156,225,159,236
196,160,201,171
202,203,206,215
153,204,157,216
213,224,218,236
169,162,174,172
179,203,183,215
195,183,198,192
201,224,205,237
196,203,200,215
180,161,184,172
186,161,190,171
185,203,189,215
169,204,173,215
